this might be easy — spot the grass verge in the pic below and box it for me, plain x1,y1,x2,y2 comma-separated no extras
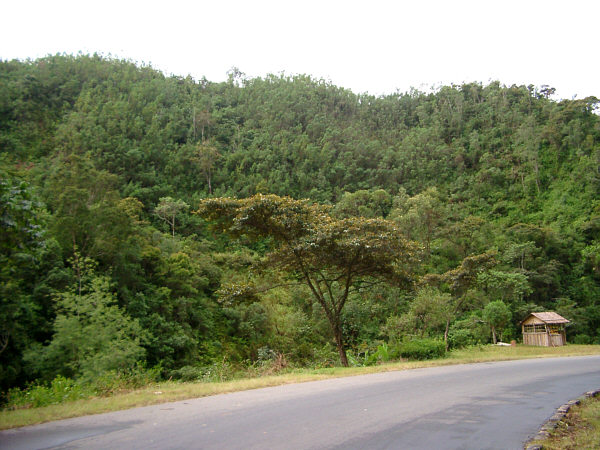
532,395,600,449
2,344,599,430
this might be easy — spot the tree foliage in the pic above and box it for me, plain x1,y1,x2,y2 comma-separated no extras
198,194,420,366
26,255,146,380
482,300,512,344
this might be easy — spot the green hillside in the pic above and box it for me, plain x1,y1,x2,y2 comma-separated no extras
1,54,599,398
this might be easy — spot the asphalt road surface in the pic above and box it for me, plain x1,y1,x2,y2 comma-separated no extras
2,356,599,450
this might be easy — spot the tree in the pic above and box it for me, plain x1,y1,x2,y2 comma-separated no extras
44,153,133,264
441,216,490,260
155,197,189,238
26,255,146,380
0,173,47,388
477,270,532,304
192,108,212,143
421,251,498,349
194,141,220,195
391,187,444,256
514,117,542,193
482,300,511,344
392,287,453,339
0,174,45,353
197,194,420,366
333,189,392,218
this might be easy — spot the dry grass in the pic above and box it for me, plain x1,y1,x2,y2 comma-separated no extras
2,344,599,430
533,396,600,449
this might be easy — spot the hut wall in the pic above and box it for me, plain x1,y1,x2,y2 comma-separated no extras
523,332,549,346
522,329,566,346
550,334,565,346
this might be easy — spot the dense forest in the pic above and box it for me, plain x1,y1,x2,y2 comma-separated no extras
1,54,599,397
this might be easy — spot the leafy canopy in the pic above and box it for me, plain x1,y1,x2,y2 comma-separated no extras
197,194,421,366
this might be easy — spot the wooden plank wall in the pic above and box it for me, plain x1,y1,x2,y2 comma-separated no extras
524,332,548,346
523,332,565,346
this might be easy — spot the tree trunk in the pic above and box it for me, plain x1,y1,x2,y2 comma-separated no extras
491,325,497,344
193,106,196,141
334,326,348,367
444,318,450,351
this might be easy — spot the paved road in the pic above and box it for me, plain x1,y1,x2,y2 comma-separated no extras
2,356,599,450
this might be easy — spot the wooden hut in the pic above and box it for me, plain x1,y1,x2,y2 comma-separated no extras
521,312,569,347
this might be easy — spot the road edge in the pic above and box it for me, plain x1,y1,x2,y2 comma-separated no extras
524,388,600,450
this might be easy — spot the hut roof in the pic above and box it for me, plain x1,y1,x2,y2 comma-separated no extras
523,312,570,324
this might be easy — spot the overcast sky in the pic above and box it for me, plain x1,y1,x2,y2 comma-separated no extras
1,0,598,99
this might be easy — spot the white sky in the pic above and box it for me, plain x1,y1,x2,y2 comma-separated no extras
1,0,598,99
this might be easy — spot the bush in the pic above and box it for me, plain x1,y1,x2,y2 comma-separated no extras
572,334,592,345
198,360,235,382
398,339,446,360
448,328,481,349
4,376,92,409
3,365,161,409
170,365,205,382
312,344,339,368
362,342,400,366
91,365,160,396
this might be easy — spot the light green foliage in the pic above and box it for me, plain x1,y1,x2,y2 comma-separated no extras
503,241,538,270
391,187,445,256
193,141,221,195
482,300,512,344
5,375,93,409
155,197,190,237
477,270,532,304
582,242,600,276
385,287,452,340
26,256,146,380
398,338,446,360
5,365,160,409
333,189,392,218
447,315,489,348
438,252,498,296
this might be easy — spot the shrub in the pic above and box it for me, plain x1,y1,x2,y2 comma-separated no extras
4,376,92,409
91,365,161,395
572,334,592,345
257,346,277,364
363,342,401,366
312,344,339,368
199,359,235,382
398,339,446,360
448,328,481,349
170,365,205,382
3,365,162,409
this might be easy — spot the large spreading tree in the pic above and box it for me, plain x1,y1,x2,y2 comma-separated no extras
197,194,420,366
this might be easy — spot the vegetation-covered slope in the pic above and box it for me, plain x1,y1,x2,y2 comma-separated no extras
1,54,599,393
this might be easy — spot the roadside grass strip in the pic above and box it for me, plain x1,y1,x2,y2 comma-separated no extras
525,390,600,450
2,344,600,430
